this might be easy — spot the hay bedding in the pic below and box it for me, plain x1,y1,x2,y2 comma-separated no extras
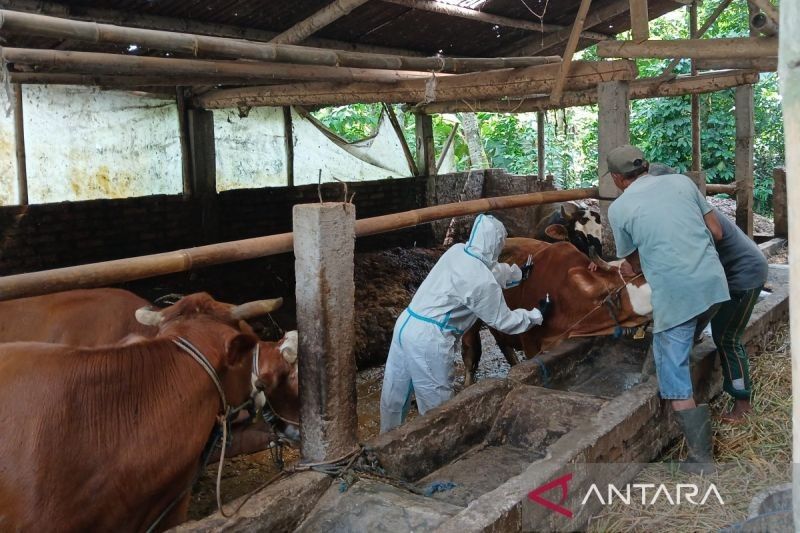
588,325,791,532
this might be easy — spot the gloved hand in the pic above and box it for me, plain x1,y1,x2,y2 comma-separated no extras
520,263,533,281
537,295,552,321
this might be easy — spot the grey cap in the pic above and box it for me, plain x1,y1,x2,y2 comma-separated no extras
607,144,647,174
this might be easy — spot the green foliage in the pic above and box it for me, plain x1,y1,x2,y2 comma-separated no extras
310,2,784,215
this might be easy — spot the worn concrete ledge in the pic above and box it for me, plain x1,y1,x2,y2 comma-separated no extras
369,378,514,481
173,471,331,533
507,338,596,385
758,238,787,259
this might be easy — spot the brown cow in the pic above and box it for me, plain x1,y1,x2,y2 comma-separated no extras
0,292,280,531
461,238,652,386
0,288,300,447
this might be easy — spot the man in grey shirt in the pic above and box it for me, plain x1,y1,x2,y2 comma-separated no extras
649,164,767,423
607,146,729,474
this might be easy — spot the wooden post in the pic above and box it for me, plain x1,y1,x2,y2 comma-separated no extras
537,111,546,183
12,83,28,206
690,2,702,173
175,87,193,198
187,109,219,243
778,0,799,523
550,0,593,104
415,112,436,204
597,81,630,255
773,167,787,238
293,203,358,463
735,84,754,237
283,106,295,187
685,171,707,196
629,0,649,42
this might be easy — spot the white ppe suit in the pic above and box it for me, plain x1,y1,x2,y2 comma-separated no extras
379,214,543,433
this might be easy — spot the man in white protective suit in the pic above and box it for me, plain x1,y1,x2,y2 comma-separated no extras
380,214,550,433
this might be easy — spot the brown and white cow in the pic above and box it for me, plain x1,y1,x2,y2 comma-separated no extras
461,238,652,386
0,288,300,447
533,201,603,257
0,292,280,531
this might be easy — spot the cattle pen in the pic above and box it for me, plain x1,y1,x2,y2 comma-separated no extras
0,0,794,531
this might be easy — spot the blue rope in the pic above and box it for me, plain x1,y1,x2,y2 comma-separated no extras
532,356,550,386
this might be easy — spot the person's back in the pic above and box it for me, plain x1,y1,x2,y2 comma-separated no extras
609,173,729,333
713,208,768,291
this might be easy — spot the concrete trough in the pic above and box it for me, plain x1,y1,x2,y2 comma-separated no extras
178,265,788,532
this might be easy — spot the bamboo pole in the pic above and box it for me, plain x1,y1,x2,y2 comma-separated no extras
777,1,799,523
383,103,419,176
706,183,736,195
12,83,27,205
7,72,297,87
1,48,436,85
270,0,370,44
196,60,635,109
550,0,593,104
695,57,777,71
0,187,599,300
417,69,760,114
751,12,778,37
598,36,778,59
0,10,561,74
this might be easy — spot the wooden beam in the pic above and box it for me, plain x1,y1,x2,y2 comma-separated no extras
196,60,636,108
500,0,631,56
175,87,193,197
658,0,734,79
598,36,778,59
415,112,435,178
383,103,419,176
735,83,754,237
690,2,701,173
0,9,561,74
551,0,593,104
695,57,777,72
629,0,649,42
382,0,607,38
416,69,760,114
2,48,435,85
0,0,419,57
283,107,295,187
12,83,27,205
436,123,459,173
537,111,545,181
772,167,787,238
747,0,779,27
270,0,371,44
187,109,219,243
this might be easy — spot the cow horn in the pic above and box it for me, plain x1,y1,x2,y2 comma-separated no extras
588,247,616,272
135,307,163,326
231,297,284,320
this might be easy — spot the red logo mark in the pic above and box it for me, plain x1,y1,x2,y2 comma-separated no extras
528,473,574,518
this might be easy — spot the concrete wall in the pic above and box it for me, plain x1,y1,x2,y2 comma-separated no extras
0,90,19,206
21,86,182,203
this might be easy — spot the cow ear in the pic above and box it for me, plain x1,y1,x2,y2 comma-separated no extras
279,331,299,365
225,334,257,366
545,224,569,241
561,202,580,220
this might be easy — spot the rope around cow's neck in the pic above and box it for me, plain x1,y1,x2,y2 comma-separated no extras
539,272,645,353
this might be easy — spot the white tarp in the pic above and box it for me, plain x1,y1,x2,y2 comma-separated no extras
214,106,287,191
22,85,182,203
292,108,412,185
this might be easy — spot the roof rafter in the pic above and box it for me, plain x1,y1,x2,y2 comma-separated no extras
270,0,372,44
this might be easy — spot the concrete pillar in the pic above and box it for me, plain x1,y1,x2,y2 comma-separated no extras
293,203,358,463
735,84,755,237
187,108,219,243
597,80,630,257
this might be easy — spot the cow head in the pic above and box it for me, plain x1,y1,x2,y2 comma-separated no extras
252,331,300,443
539,202,603,257
135,292,284,415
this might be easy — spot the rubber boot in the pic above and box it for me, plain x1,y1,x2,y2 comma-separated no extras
674,404,716,475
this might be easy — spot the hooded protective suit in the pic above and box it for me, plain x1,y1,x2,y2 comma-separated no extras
380,214,543,433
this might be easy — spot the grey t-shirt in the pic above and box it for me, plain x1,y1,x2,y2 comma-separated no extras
713,208,768,291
